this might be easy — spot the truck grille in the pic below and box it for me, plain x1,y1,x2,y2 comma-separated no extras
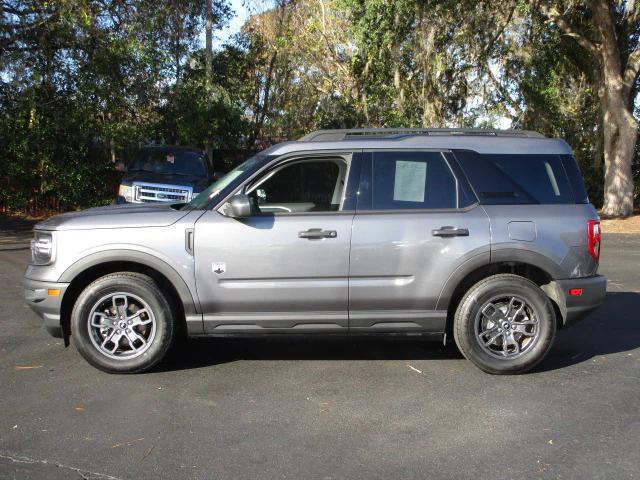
133,183,193,203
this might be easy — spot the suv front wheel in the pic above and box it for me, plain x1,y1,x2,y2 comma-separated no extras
71,272,175,373
453,274,556,374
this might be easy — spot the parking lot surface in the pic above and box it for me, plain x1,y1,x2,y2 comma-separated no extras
1,232,639,479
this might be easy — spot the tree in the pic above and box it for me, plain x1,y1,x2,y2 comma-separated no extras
540,1,640,217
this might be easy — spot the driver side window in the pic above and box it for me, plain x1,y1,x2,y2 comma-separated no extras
247,159,347,214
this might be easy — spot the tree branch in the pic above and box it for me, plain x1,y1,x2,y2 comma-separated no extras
540,4,600,57
623,49,640,99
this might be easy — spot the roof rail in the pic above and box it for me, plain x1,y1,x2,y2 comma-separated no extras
298,128,545,142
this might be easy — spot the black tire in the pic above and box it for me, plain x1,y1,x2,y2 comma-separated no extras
453,274,556,375
71,272,175,374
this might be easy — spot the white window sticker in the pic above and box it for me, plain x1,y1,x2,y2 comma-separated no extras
393,160,427,202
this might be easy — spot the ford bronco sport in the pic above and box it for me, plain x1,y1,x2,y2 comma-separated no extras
24,128,607,374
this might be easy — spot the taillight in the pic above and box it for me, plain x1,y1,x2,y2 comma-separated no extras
587,220,601,261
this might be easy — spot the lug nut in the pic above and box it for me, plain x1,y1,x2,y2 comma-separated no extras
116,329,121,334
128,320,132,325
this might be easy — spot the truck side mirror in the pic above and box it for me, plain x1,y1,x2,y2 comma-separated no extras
228,194,254,218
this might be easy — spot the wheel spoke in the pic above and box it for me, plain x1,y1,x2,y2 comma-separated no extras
505,334,520,354
478,325,499,338
101,330,122,353
91,313,113,329
481,303,504,324
512,320,536,326
128,309,152,326
125,330,147,351
505,297,518,318
112,294,129,318
484,331,502,347
108,333,122,353
512,323,535,335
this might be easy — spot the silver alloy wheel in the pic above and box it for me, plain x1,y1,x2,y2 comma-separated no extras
87,292,157,360
474,295,540,359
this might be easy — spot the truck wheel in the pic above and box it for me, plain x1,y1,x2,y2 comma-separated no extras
71,272,175,373
453,274,556,375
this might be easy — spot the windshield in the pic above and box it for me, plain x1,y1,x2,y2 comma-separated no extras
186,154,268,209
129,149,207,176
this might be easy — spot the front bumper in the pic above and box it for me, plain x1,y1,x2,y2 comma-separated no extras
24,277,69,338
555,275,607,328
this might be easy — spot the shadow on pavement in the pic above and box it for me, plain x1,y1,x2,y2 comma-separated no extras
160,335,463,372
159,291,640,373
534,291,640,372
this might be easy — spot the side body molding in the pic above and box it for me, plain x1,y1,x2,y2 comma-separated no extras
58,249,201,318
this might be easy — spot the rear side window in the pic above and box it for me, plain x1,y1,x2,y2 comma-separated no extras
560,155,589,204
372,152,457,209
454,151,574,204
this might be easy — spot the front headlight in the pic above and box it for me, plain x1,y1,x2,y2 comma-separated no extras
30,231,55,265
118,184,134,202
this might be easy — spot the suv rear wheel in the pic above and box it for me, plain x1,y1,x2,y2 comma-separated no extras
71,272,175,373
453,274,556,374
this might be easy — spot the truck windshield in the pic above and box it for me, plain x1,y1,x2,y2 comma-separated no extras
129,150,206,176
186,153,268,210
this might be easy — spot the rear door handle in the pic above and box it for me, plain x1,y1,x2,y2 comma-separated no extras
298,228,337,239
432,226,469,237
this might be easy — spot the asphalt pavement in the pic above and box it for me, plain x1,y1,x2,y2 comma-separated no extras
0,232,638,479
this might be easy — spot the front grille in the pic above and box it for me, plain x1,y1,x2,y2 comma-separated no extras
133,182,193,203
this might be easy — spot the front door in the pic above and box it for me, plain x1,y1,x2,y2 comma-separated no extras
194,153,357,333
348,150,491,333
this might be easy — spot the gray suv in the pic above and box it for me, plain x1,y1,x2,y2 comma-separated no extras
24,128,607,374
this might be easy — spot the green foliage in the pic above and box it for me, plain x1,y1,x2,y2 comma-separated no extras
1,0,639,212
0,0,234,212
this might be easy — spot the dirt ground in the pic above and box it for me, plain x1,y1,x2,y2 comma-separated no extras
600,214,640,234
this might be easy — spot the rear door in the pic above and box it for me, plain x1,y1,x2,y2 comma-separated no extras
348,150,491,333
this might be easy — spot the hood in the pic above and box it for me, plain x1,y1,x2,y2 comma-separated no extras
36,202,191,231
122,171,209,191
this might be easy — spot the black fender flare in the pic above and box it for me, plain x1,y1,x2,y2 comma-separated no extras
436,247,563,312
58,249,200,315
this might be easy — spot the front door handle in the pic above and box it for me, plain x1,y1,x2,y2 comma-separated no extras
298,228,337,239
432,226,469,237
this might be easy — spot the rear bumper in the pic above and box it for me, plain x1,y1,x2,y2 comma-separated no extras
555,275,607,328
24,277,69,338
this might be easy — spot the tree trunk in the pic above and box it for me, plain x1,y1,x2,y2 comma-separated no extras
600,87,636,217
591,0,636,217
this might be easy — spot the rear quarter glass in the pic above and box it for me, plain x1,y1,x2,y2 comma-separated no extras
560,155,590,204
453,150,582,205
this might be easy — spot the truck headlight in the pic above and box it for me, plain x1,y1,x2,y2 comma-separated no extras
118,184,134,202
30,231,55,265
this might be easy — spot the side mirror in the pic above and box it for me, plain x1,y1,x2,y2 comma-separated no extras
227,194,254,218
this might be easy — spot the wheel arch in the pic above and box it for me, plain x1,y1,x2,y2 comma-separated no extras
438,255,565,334
59,250,199,345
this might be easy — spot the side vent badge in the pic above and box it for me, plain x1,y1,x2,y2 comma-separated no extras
212,262,226,275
